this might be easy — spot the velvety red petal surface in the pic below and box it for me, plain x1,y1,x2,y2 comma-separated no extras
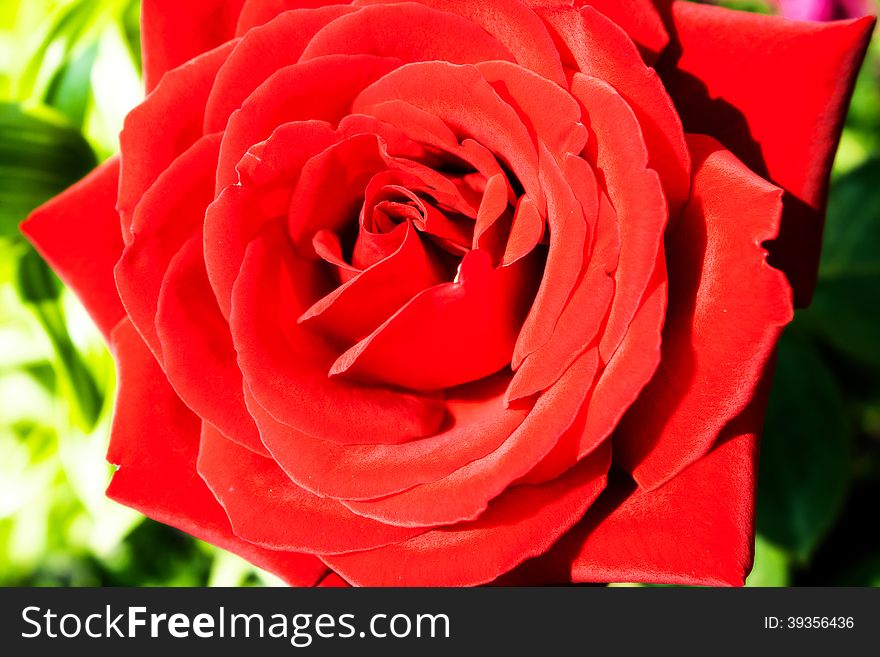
236,0,342,34
204,121,339,318
197,422,426,553
582,0,670,63
106,319,326,586
141,0,246,91
615,135,792,490
330,250,538,391
499,375,774,587
205,5,358,133
299,3,515,64
536,5,691,218
155,236,267,455
323,442,610,586
116,134,221,361
21,157,125,341
338,351,601,526
119,42,233,235
231,220,446,444
216,54,400,192
570,73,667,362
249,373,528,501
660,1,874,305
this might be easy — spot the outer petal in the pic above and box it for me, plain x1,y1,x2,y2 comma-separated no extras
523,2,670,64
116,134,221,361
534,5,691,219
197,422,425,554
499,369,775,587
204,5,358,133
141,0,246,91
337,350,601,526
119,42,234,237
660,1,874,305
106,318,326,586
615,135,792,490
156,235,267,455
323,443,610,587
247,373,528,501
582,0,669,63
236,0,346,33
385,0,567,84
21,157,125,341
299,3,515,64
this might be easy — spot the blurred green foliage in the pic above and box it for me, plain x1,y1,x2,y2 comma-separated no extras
0,0,878,587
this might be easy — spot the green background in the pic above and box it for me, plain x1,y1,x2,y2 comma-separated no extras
0,0,878,587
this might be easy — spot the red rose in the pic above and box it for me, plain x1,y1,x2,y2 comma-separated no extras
22,0,873,586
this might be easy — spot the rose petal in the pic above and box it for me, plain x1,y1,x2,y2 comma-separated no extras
354,61,543,206
115,134,221,362
231,219,446,444
511,144,587,368
330,249,539,391
660,2,874,304
507,183,615,403
106,318,325,586
205,121,340,319
571,74,667,362
299,222,448,344
615,135,792,490
581,0,670,64
536,5,691,218
322,442,610,586
499,380,773,587
156,235,267,455
246,372,528,501
197,422,426,553
337,350,602,526
300,3,515,65
119,42,234,238
476,59,588,160
357,0,567,84
216,54,401,192
517,262,666,485
142,0,245,91
205,5,358,133
236,0,342,33
286,133,396,250
21,157,125,341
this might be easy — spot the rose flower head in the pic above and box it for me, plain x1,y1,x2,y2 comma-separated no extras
22,0,874,586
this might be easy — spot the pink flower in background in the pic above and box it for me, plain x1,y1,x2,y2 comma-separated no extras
776,0,875,21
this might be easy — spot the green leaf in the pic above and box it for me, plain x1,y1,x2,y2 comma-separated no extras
746,535,792,587
835,555,880,586
820,158,880,279
0,102,96,238
44,42,99,127
16,248,104,430
800,158,880,370
15,244,61,303
756,332,852,562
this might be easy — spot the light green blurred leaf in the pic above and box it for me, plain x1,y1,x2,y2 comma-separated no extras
0,102,96,237
4,0,142,157
757,332,852,562
746,535,792,587
16,249,104,430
